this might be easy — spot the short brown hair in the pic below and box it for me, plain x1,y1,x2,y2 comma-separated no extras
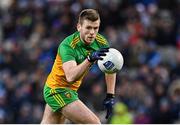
78,9,100,24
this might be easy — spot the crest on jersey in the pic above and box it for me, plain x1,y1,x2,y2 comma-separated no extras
65,92,71,98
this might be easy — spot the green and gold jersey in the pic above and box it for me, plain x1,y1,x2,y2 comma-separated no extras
46,31,109,91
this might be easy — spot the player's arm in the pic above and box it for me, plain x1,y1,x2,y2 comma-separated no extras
103,73,116,119
105,73,116,94
60,43,108,82
63,47,109,82
62,59,91,82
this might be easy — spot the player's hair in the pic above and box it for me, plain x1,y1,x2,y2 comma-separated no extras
78,9,100,24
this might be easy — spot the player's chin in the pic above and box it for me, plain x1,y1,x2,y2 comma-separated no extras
85,39,94,44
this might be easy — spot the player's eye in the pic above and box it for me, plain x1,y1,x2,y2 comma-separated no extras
86,26,92,30
94,27,98,30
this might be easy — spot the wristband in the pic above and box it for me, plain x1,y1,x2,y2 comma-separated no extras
87,55,96,63
106,93,115,98
87,56,91,62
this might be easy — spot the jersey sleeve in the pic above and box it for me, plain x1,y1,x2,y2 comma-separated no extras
58,43,76,63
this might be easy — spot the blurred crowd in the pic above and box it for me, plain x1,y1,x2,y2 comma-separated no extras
0,0,180,124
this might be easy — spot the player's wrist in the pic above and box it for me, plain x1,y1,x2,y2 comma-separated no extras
87,55,91,62
87,55,94,62
106,93,115,98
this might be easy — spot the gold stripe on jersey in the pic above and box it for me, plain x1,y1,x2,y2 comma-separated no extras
71,36,78,45
96,34,106,40
96,34,108,45
96,35,107,44
70,36,80,48
70,36,78,47
96,37,106,44
71,40,80,48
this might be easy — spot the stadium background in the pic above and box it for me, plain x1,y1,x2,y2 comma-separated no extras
0,0,180,123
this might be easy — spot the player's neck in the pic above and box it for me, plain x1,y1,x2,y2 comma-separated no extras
79,35,91,46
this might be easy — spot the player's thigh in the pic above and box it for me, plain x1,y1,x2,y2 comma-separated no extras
61,100,101,124
43,85,79,123
41,104,66,124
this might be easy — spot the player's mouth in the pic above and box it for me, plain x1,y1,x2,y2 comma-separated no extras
88,36,94,40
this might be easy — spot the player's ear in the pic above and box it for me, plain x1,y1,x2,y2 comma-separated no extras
77,23,81,31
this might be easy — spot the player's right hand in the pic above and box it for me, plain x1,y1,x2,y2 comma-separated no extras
103,93,115,119
87,48,109,62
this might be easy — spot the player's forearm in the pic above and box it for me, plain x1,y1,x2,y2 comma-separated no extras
66,59,92,82
105,73,116,94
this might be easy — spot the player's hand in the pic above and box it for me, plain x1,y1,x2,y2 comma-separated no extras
87,48,109,62
103,93,115,119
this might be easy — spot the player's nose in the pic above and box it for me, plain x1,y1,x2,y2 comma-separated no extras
90,29,95,35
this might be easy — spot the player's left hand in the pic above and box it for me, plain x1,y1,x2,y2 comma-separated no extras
103,93,115,119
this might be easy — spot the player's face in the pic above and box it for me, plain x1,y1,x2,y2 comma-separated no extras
77,19,100,45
